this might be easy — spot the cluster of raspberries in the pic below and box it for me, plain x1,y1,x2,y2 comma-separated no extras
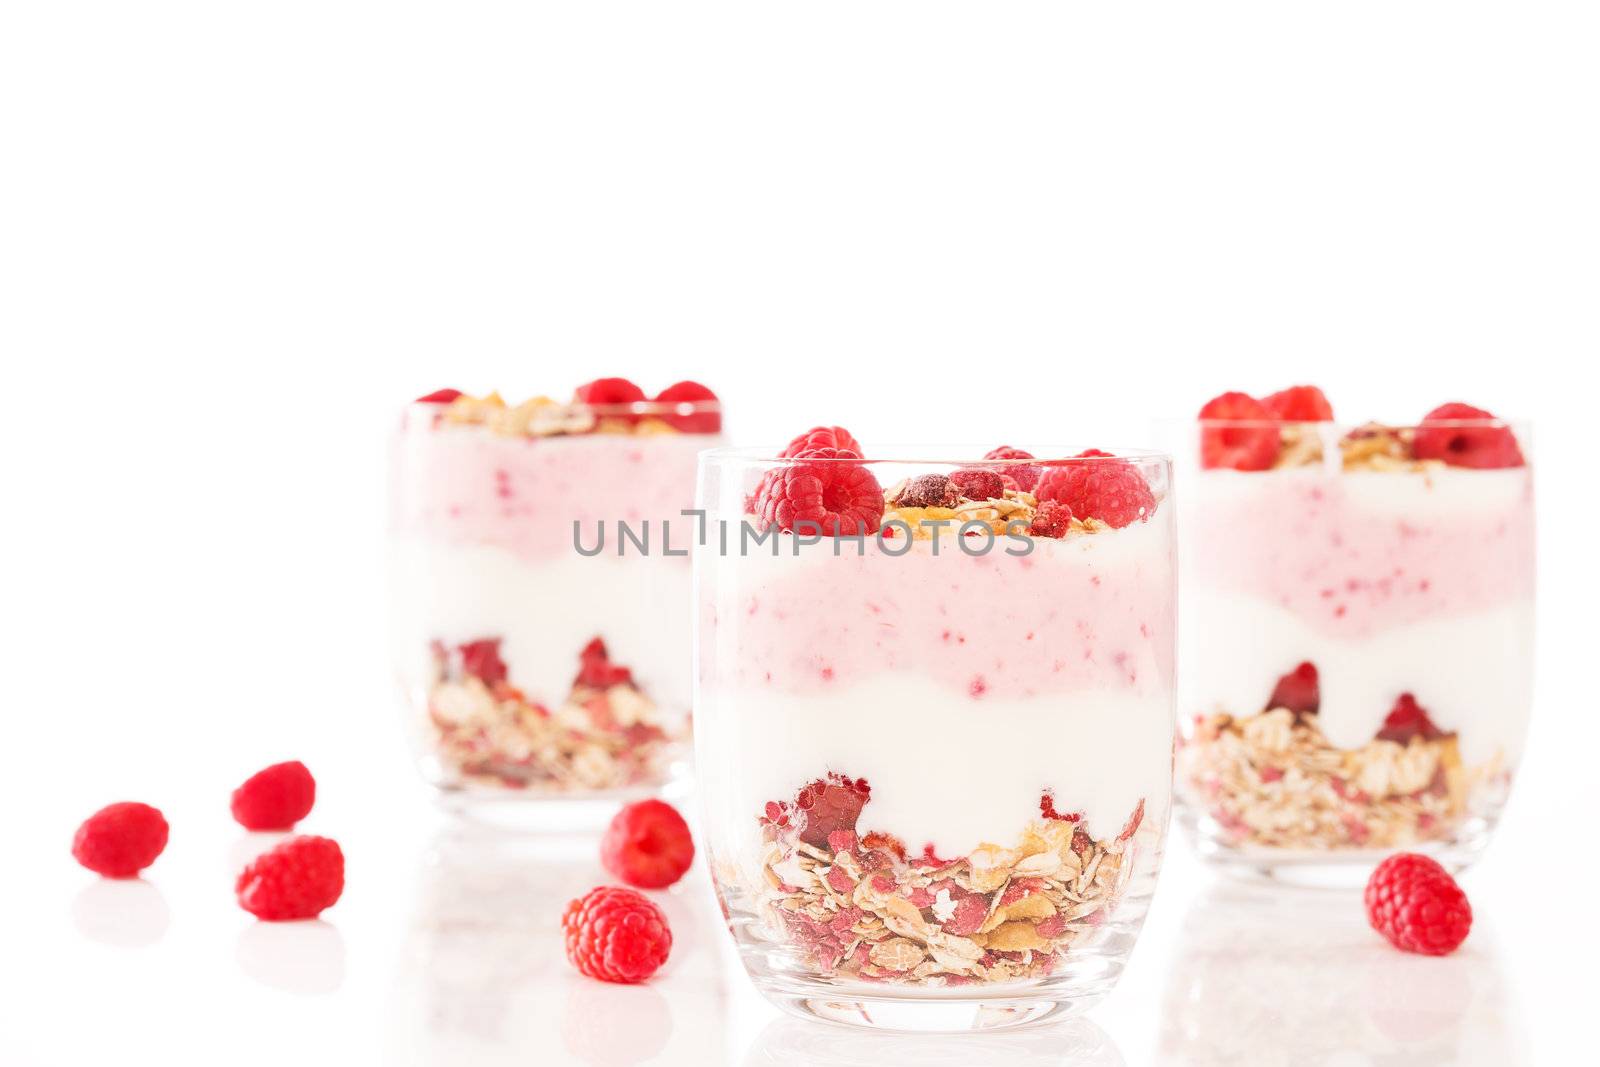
418,377,721,432
752,427,1159,535
72,761,343,921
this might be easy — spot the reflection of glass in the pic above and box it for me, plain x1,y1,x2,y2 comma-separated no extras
1171,419,1535,884
696,447,1176,1031
746,1016,1125,1067
389,398,723,807
1156,880,1530,1065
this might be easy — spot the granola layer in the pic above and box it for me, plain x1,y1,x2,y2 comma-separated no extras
1180,707,1507,850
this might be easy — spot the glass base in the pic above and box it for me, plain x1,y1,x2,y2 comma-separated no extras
756,979,1103,1033
426,760,692,833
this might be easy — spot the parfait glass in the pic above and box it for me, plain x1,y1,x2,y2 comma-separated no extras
388,391,723,811
694,442,1175,1031
1172,415,1535,884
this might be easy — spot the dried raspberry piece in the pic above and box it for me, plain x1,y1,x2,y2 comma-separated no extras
893,473,958,509
236,835,344,921
230,761,317,831
755,448,884,536
777,774,871,848
1028,500,1073,538
600,799,695,890
983,446,1041,492
1198,392,1281,471
563,886,673,983
574,377,647,406
1365,852,1472,955
1376,693,1447,744
654,381,722,433
1034,452,1156,528
415,388,463,404
456,638,508,685
1267,661,1320,714
1039,791,1080,822
780,426,863,458
576,637,633,689
942,895,989,936
948,468,1005,502
1412,403,1525,469
827,830,858,854
1260,385,1335,422
72,802,169,878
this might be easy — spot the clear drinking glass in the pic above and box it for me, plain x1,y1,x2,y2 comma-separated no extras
389,393,723,807
694,445,1175,1031
1172,416,1534,884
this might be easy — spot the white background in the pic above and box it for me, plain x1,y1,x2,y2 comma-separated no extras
3,2,1598,1064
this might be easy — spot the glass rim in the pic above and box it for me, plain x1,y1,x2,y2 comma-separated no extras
699,444,1171,466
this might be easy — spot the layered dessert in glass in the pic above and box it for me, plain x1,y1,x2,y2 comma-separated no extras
390,379,722,802
695,428,1175,1031
1175,387,1533,881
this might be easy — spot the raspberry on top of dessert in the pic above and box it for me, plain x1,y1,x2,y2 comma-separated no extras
414,377,722,436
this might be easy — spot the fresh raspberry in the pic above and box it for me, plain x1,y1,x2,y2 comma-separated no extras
1198,392,1281,471
653,381,722,433
756,448,884,535
893,473,958,509
1376,693,1447,744
1267,662,1320,714
235,835,345,921
1260,385,1335,422
1034,452,1156,528
1412,403,1525,469
574,377,647,406
786,774,871,848
948,468,1005,502
1364,852,1472,955
1028,500,1073,538
230,761,316,831
456,638,508,685
563,886,673,984
983,446,1041,492
575,637,633,689
415,388,463,404
601,799,695,889
72,802,169,878
780,426,863,458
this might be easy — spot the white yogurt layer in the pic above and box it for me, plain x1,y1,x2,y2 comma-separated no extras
695,672,1172,866
390,539,693,712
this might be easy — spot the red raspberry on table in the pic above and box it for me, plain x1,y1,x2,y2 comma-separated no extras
563,886,673,984
236,835,345,921
1028,500,1073,538
1198,392,1282,471
1267,661,1320,714
1365,852,1472,955
983,446,1041,491
231,761,317,831
756,448,885,536
1412,402,1525,469
949,468,1006,502
1034,451,1156,529
72,802,169,878
780,425,863,458
601,799,696,890
1376,693,1447,744
576,637,634,689
653,381,722,433
456,637,508,685
415,388,463,404
1260,384,1335,422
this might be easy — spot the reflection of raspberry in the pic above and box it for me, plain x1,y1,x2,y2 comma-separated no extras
654,381,721,433
756,449,884,535
949,468,1005,502
1376,693,1447,743
457,638,508,685
1412,403,1525,469
1267,661,1320,714
1028,500,1073,538
576,637,633,689
780,426,862,458
787,774,871,848
574,377,647,405
236,835,345,921
563,886,673,984
983,446,1041,491
415,388,463,404
231,761,317,831
1198,392,1281,470
1365,852,1471,955
1034,453,1156,528
72,802,169,878
1261,384,1335,422
601,799,696,889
